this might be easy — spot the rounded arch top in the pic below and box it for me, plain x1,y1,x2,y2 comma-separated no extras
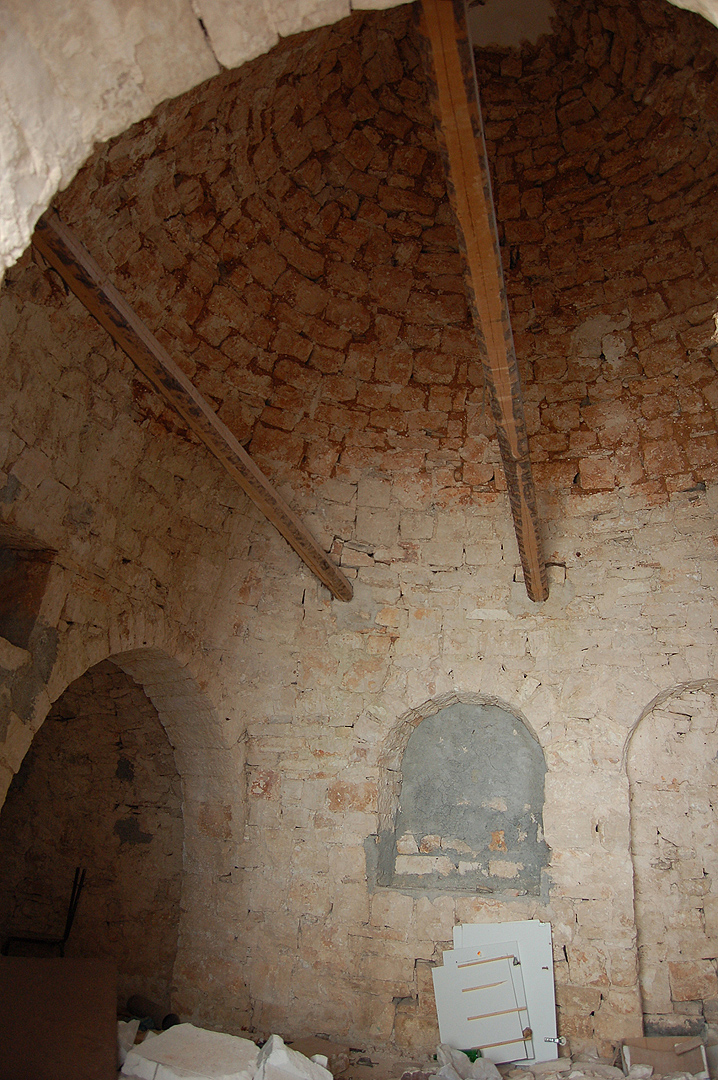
374,691,549,895
112,647,231,755
0,637,235,812
379,689,542,793
622,678,718,768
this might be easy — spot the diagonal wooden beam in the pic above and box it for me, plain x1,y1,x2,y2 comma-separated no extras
32,212,353,603
417,0,548,602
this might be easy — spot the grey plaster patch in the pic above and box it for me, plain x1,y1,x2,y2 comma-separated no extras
378,701,548,893
113,816,153,845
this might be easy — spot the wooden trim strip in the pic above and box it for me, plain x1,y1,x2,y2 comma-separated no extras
462,980,513,994
466,1006,529,1021
457,954,515,969
477,1036,532,1050
32,212,354,603
417,0,548,602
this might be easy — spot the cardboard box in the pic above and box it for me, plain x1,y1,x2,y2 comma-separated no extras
622,1036,709,1078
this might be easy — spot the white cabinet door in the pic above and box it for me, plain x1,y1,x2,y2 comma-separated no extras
432,943,531,1062
454,921,557,1064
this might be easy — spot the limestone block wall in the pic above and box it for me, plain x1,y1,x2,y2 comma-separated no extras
628,685,718,1034
0,659,183,1008
0,0,717,1060
0,224,259,1025
234,485,718,1054
45,0,718,502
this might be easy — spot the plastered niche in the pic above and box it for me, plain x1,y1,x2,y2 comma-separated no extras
373,697,548,894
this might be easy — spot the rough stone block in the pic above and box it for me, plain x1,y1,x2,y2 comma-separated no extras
122,1023,259,1080
668,960,718,1002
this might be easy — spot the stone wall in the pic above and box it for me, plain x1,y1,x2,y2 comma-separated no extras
628,684,718,1035
48,0,718,503
0,659,183,1008
0,0,717,1061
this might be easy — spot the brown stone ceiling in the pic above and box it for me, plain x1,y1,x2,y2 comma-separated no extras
34,0,718,509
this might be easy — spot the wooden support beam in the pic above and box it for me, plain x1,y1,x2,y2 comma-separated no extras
417,0,548,602
32,212,354,603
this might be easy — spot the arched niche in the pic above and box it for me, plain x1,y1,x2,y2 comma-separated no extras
373,692,549,895
626,680,718,1034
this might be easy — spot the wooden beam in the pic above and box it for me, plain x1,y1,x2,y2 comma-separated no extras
417,0,548,602
32,212,353,603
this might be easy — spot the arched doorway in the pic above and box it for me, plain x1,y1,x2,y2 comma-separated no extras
627,683,718,1033
0,635,250,1031
0,658,183,1007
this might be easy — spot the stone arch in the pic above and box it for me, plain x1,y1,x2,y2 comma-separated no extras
0,0,409,278
626,680,718,1034
0,634,248,1027
0,657,184,1007
111,647,249,1026
374,691,549,894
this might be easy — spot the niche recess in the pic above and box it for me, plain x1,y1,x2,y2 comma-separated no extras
0,523,55,650
375,698,549,893
0,659,183,1006
628,683,718,1034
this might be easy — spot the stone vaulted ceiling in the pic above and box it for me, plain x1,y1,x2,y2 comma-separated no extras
2,0,718,600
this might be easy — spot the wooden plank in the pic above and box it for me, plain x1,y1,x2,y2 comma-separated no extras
0,958,116,1080
32,212,353,603
417,0,548,602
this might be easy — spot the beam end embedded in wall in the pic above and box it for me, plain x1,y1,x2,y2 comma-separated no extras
31,212,353,603
417,0,548,603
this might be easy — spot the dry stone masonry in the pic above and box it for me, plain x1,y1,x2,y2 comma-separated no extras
628,684,718,1035
0,0,718,1064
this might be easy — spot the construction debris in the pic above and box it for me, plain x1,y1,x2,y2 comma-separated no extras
121,1023,260,1080
621,1039,709,1080
118,1015,716,1080
287,1038,351,1077
256,1035,334,1080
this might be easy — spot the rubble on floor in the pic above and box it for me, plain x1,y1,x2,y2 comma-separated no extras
119,1026,718,1080
495,1049,709,1080
121,1024,260,1080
